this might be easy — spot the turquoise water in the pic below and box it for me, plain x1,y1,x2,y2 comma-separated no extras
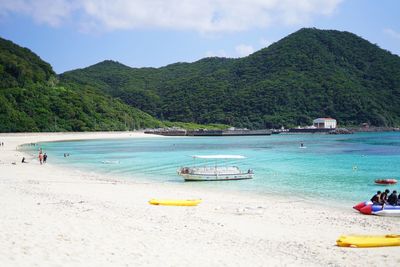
29,132,400,204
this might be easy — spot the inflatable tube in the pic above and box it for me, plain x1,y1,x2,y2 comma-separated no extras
353,201,372,211
337,234,400,248
360,204,372,215
360,204,400,216
371,205,400,216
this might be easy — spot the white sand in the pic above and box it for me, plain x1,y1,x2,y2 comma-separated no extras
0,132,399,266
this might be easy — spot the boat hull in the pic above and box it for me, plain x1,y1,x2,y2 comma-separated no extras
177,156,253,182
374,179,397,185
181,173,253,181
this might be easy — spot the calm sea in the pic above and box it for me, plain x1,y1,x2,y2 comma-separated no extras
26,132,400,205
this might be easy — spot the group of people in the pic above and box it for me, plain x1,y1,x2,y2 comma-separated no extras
38,149,48,165
20,149,49,164
371,189,400,206
0,142,4,146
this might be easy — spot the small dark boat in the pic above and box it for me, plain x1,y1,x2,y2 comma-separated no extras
374,179,397,185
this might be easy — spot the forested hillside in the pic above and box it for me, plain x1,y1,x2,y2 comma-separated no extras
61,28,400,129
0,37,162,132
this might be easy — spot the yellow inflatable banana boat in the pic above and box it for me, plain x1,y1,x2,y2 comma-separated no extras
337,234,400,248
148,199,202,206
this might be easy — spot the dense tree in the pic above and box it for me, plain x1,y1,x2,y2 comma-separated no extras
61,28,400,128
2,28,400,132
0,38,163,132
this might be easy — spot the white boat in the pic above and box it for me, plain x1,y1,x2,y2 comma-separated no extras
177,155,254,181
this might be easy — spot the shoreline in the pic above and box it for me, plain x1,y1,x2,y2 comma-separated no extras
1,132,400,266
19,136,356,209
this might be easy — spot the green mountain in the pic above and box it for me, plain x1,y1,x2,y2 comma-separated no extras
60,28,400,129
0,37,162,132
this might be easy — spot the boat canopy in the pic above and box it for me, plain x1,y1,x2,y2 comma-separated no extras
192,155,246,159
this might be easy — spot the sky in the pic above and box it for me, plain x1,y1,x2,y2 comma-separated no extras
0,0,399,74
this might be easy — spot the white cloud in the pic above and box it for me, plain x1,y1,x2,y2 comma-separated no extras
0,0,343,33
205,43,255,59
235,44,255,57
0,0,77,26
384,28,400,40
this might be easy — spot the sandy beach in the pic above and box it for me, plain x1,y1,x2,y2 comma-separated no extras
0,132,399,266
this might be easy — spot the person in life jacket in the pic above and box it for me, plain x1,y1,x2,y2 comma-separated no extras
370,191,382,205
380,189,390,204
388,190,398,206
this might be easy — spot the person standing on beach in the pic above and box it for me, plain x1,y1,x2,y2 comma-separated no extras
38,152,43,165
43,153,47,163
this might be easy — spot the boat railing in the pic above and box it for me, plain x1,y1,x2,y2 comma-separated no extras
181,166,243,175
